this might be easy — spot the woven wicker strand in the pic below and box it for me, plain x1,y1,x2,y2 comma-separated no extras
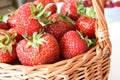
0,0,111,80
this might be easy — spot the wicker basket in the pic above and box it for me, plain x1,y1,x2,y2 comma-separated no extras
0,0,112,80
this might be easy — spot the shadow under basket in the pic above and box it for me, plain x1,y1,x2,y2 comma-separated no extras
0,0,112,80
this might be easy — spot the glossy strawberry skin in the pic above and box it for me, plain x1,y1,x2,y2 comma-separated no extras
16,33,60,66
104,1,114,8
60,31,88,59
48,13,59,22
76,16,96,38
45,20,75,42
0,45,17,63
0,21,10,30
83,0,92,7
114,1,120,7
8,3,43,37
61,1,80,21
34,0,57,13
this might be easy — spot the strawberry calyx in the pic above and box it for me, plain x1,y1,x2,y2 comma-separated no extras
77,3,86,16
23,31,46,49
30,3,56,26
0,29,17,54
86,6,95,18
77,3,95,18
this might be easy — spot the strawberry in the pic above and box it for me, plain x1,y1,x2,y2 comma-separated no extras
7,3,43,37
47,13,59,22
104,0,114,8
45,21,75,42
61,0,87,21
76,16,96,38
33,0,57,14
45,13,75,42
60,31,88,59
0,16,10,30
114,1,120,7
0,21,10,30
16,32,60,66
83,0,92,7
61,0,80,21
0,29,17,63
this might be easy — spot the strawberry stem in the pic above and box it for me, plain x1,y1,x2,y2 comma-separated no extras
35,3,55,19
30,3,56,26
59,14,76,25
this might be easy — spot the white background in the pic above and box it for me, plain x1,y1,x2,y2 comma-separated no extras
105,8,120,80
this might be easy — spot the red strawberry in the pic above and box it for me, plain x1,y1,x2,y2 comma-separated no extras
45,21,75,42
45,13,75,42
0,21,10,30
114,1,120,7
83,0,92,7
7,3,43,37
16,32,60,66
0,29,17,63
33,0,57,14
104,0,114,8
47,13,59,22
61,0,87,21
76,16,96,38
61,0,80,21
60,31,88,59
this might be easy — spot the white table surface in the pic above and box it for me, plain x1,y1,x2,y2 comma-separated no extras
105,10,120,80
108,22,120,80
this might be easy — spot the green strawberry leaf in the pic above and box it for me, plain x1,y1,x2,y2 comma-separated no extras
88,38,96,48
36,3,43,10
2,46,7,53
0,15,3,21
30,4,36,14
77,4,86,16
43,12,51,17
86,7,95,18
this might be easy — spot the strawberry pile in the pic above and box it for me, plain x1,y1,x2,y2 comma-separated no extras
0,0,96,66
83,0,120,8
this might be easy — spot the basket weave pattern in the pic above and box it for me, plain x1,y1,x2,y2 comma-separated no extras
0,0,111,80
